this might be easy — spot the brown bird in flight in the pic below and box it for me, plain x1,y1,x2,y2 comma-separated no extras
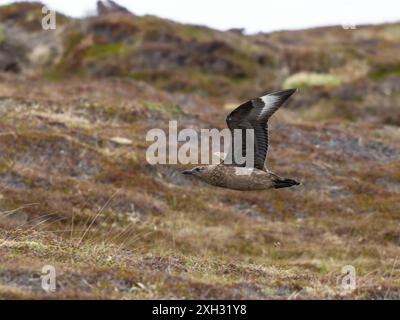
182,89,300,191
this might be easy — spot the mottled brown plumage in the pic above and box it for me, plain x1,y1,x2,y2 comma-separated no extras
182,89,300,191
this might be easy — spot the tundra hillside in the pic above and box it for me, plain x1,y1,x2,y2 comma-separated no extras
0,2,399,299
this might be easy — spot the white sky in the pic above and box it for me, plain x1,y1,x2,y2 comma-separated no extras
1,0,399,33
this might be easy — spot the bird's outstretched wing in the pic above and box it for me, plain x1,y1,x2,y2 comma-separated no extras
226,89,296,170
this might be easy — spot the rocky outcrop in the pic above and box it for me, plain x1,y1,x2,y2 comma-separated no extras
97,0,132,16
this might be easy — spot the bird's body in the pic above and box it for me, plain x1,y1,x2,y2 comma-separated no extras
182,88,300,191
192,164,299,191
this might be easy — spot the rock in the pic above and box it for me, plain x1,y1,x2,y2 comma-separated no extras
97,0,132,16
228,28,245,35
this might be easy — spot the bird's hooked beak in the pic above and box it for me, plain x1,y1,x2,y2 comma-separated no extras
182,166,204,175
181,169,193,175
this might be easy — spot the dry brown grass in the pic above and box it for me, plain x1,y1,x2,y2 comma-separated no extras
0,73,399,299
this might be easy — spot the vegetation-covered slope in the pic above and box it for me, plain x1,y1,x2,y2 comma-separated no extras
0,2,399,299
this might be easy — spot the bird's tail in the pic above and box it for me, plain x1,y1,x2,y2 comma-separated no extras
273,178,300,189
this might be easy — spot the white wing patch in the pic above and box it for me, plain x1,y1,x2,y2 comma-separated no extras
259,94,278,118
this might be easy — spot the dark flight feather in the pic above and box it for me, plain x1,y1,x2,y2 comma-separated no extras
226,89,296,170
